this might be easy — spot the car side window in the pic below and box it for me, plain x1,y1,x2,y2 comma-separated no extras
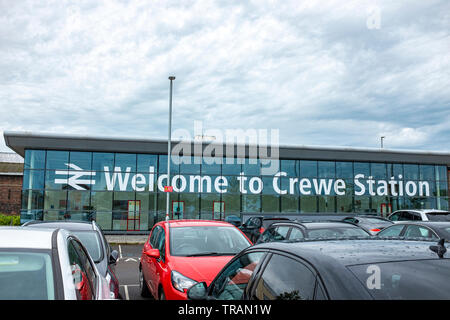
404,225,436,238
68,239,96,300
156,228,166,262
288,227,304,240
210,252,265,300
389,213,400,221
260,227,278,242
254,254,316,300
377,224,405,237
150,226,161,248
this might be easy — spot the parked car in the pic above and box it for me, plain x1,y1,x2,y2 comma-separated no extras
187,238,450,300
224,215,242,227
0,227,113,300
139,220,252,300
256,221,370,244
239,216,291,243
22,220,120,299
376,221,450,239
341,215,394,235
387,209,450,222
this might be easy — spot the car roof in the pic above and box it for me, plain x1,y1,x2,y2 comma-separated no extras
389,221,450,228
0,227,56,250
166,219,234,228
252,238,450,268
301,222,362,229
23,220,95,231
392,209,450,214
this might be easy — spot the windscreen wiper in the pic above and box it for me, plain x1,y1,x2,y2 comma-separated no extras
186,252,237,257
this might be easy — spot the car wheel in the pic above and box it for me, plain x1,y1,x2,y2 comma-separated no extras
159,287,166,300
139,266,151,298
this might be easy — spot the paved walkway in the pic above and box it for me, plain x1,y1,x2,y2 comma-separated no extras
105,235,148,244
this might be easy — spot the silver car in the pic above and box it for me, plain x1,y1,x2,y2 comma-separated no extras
0,227,113,300
387,209,450,222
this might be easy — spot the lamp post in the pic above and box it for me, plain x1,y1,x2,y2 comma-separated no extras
380,136,385,149
166,76,175,222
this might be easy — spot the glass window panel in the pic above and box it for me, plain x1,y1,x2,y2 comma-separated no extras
262,176,277,195
318,161,335,178
299,161,317,178
371,196,389,213
178,193,200,219
281,195,298,212
281,177,298,195
24,149,46,169
261,158,280,176
21,190,44,210
45,170,67,190
300,196,317,213
403,164,419,180
243,158,260,176
436,181,447,197
92,153,114,172
223,176,240,194
371,163,387,179
438,197,449,211
22,170,45,190
242,195,260,213
91,192,113,212
354,196,370,213
179,156,201,174
387,163,403,178
69,152,92,171
46,151,69,170
95,212,112,231
280,160,299,177
221,161,241,175
435,166,447,181
158,155,180,174
200,193,222,220
262,195,280,213
318,196,335,212
354,162,370,176
113,192,135,211
419,165,435,180
112,212,128,231
114,153,136,172
43,210,63,221
337,196,353,213
44,191,67,211
201,156,222,175
137,154,158,173
336,162,353,178
221,194,240,214
67,191,91,211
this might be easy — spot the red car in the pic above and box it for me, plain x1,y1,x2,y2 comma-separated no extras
139,219,252,300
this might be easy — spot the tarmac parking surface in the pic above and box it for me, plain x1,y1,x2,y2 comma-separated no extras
111,244,153,300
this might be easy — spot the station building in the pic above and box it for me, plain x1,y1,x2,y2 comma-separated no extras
4,131,450,234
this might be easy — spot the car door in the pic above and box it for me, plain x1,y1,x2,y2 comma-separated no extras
250,253,318,300
153,225,168,298
67,238,97,300
376,224,406,237
143,225,162,295
207,251,266,300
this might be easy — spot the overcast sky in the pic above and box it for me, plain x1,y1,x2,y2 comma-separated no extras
1,0,449,153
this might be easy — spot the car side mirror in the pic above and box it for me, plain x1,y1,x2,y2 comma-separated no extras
144,248,160,259
109,250,119,264
187,282,207,300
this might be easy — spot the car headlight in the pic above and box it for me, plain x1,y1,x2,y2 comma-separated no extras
171,270,197,293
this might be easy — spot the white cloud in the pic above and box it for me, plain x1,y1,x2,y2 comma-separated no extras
0,0,449,153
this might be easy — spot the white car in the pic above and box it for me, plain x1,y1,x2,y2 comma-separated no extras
0,227,113,300
387,209,450,222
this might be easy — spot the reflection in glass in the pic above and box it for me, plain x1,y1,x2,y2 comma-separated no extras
24,149,46,169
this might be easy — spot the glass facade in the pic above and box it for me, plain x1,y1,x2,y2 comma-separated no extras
21,149,449,232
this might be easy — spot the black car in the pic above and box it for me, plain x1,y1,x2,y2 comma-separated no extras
22,220,121,299
376,221,450,239
341,215,394,235
187,238,450,300
256,221,370,244
239,216,291,243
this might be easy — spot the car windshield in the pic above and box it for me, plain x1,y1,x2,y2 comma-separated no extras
0,250,55,300
306,227,369,239
426,212,450,222
170,226,251,256
71,231,103,262
348,259,450,299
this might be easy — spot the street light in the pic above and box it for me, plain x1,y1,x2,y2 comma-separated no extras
166,76,175,222
380,136,385,149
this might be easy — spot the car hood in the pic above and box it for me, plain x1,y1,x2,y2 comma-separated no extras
169,255,234,285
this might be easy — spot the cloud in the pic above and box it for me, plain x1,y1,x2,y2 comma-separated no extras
0,0,449,154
